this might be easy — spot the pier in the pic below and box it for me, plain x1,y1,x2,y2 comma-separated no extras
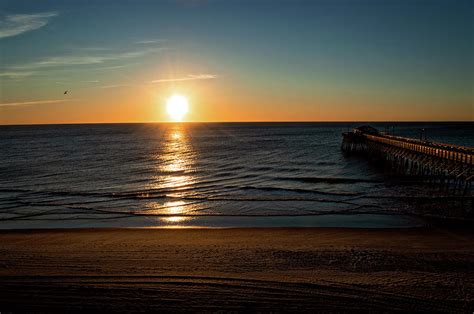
342,126,473,194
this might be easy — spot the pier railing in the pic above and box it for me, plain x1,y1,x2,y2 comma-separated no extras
363,134,473,165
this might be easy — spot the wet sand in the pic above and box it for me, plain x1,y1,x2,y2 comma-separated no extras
0,227,473,312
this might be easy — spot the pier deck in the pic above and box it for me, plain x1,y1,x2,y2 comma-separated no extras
342,126,473,193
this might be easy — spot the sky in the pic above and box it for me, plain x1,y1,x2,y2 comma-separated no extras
0,0,472,124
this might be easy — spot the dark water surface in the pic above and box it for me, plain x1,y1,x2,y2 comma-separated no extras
0,122,472,229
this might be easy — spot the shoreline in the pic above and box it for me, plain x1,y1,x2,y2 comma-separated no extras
0,212,424,230
0,225,426,231
1,227,473,311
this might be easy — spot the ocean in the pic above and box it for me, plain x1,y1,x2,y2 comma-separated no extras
0,122,472,229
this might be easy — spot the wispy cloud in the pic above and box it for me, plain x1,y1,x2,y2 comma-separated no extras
0,71,36,79
96,64,130,70
0,47,166,80
99,84,132,89
77,47,112,52
0,12,57,39
56,80,99,84
26,49,159,68
48,48,164,67
136,39,167,45
150,74,218,83
0,98,76,108
35,56,113,66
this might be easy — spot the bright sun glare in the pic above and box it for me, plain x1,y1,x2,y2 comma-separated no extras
166,95,189,121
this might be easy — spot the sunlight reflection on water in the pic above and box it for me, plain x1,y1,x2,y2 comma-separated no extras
156,125,195,225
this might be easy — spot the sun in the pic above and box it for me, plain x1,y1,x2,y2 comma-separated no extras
166,95,189,121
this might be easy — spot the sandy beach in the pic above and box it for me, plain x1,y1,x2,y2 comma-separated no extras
0,227,473,312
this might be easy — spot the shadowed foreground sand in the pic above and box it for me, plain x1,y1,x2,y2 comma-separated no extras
0,227,473,312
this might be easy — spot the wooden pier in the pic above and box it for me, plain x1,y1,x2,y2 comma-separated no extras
342,126,473,194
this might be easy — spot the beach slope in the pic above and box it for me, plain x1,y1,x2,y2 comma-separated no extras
0,228,473,312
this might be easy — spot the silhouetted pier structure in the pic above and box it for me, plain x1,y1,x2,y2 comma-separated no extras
342,126,473,194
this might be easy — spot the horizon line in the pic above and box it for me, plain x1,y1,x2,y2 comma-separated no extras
1,120,473,127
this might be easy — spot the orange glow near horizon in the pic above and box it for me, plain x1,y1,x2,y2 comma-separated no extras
0,80,472,125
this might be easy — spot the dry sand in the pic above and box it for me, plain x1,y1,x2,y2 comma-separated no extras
0,227,473,312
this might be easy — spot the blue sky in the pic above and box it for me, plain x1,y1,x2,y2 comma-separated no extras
0,0,472,123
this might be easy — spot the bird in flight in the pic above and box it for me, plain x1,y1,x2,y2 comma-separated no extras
64,90,68,95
